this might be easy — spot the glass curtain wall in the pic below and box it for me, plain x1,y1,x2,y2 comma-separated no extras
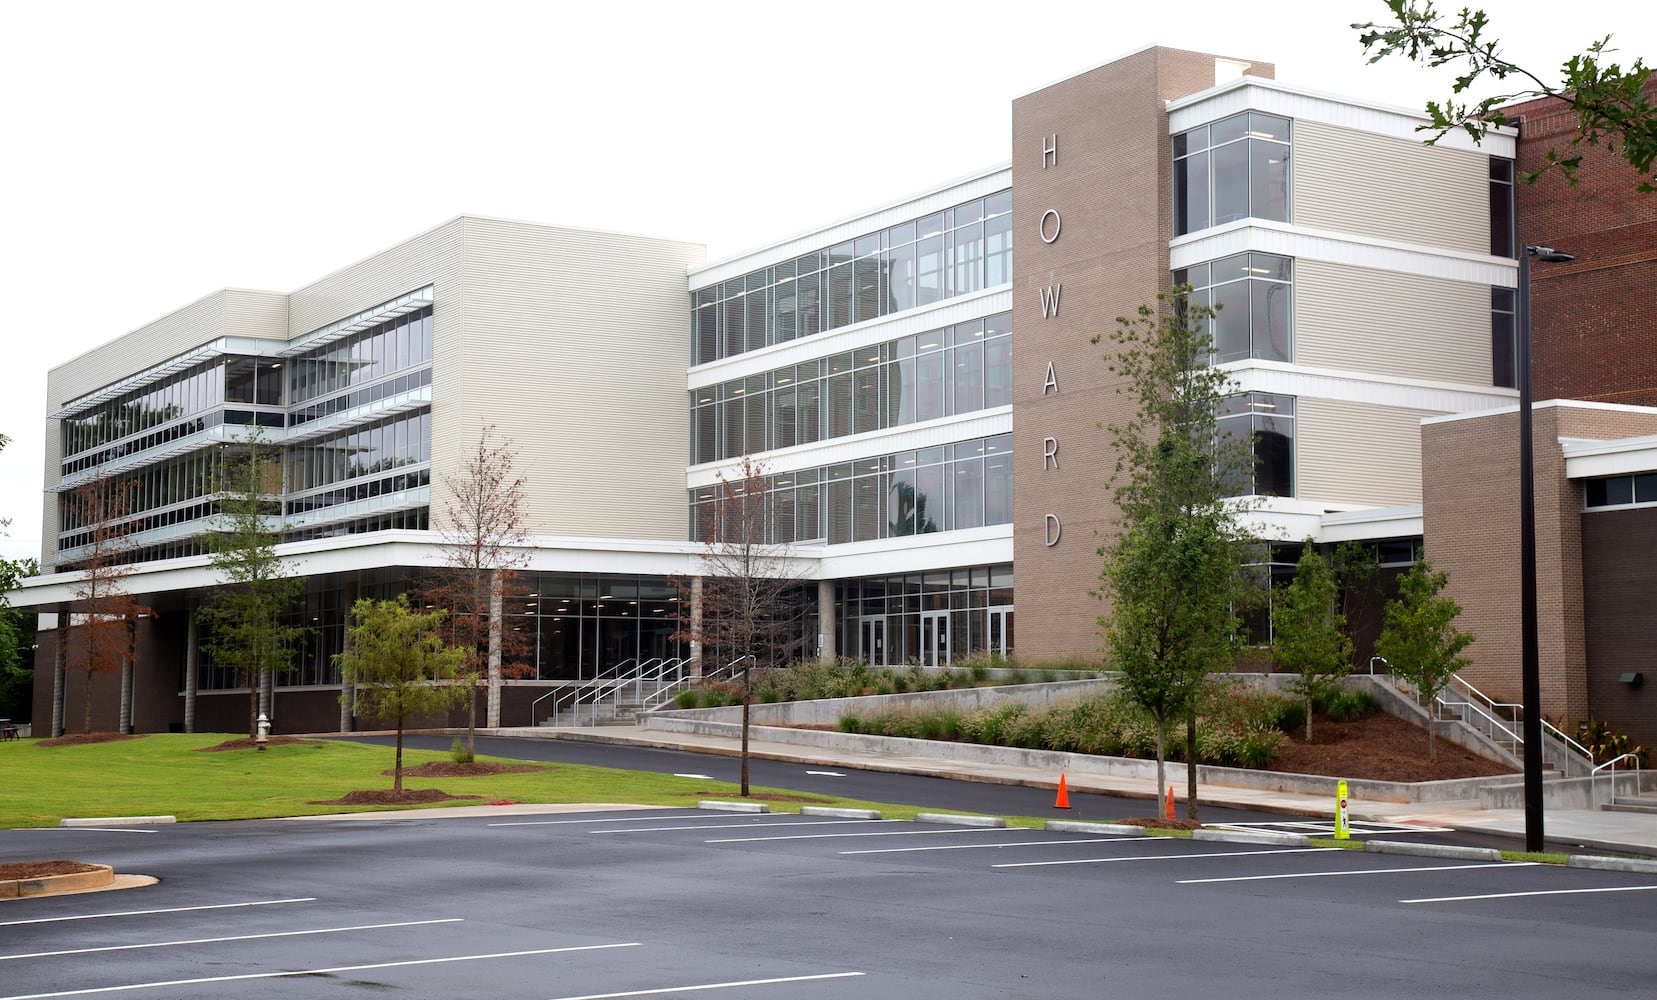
691,191,1012,365
691,313,1011,464
836,565,1013,667
1174,112,1290,236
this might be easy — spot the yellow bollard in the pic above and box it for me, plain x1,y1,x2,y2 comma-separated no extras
1334,779,1350,840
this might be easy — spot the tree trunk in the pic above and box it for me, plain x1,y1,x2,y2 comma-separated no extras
394,720,405,793
1305,693,1314,742
464,679,477,763
82,665,94,735
248,670,259,739
740,677,752,797
1154,715,1167,814
1185,706,1200,823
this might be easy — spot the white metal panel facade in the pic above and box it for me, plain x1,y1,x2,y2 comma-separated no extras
1295,397,1437,507
443,217,705,541
1294,120,1490,255
1295,259,1491,385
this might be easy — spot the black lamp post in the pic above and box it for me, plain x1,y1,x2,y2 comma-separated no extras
1517,242,1574,853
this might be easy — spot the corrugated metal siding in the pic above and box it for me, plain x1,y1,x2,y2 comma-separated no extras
1296,397,1434,506
442,217,706,541
221,289,289,341
1296,260,1490,384
1294,120,1489,254
48,292,229,410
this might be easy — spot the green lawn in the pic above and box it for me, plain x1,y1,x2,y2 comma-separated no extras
0,734,1021,829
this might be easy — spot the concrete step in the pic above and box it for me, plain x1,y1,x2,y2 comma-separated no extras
1602,798,1657,814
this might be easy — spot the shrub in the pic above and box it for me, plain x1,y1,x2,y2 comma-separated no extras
449,736,471,764
1322,689,1380,722
674,689,699,710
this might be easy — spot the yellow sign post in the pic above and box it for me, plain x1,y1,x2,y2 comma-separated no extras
1334,779,1350,840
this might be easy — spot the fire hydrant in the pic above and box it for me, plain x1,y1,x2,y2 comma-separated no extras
256,712,270,751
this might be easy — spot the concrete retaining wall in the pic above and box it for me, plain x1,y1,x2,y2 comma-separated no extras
1477,771,1653,810
656,677,1116,727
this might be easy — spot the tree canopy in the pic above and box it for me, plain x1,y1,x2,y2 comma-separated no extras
335,595,469,791
1355,0,1656,191
1374,558,1474,761
1096,287,1253,820
1272,542,1354,741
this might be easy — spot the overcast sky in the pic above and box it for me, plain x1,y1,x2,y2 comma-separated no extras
3,0,1652,563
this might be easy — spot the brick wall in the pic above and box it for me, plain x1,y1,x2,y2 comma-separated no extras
1423,403,1657,729
1009,48,1274,660
1581,507,1657,750
1509,83,1657,406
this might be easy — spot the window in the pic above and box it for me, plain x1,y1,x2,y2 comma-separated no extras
1490,158,1516,258
1219,393,1295,497
1491,288,1517,388
689,190,1013,363
1174,112,1290,236
1585,473,1657,509
1176,253,1292,363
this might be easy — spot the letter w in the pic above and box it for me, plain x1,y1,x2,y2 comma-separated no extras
1039,284,1062,319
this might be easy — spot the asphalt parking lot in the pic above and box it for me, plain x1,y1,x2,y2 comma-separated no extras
3,806,1655,998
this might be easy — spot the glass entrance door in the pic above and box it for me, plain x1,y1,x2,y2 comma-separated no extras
920,611,951,668
861,617,887,667
987,606,1014,659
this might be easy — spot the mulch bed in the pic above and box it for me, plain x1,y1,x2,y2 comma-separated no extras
384,762,545,778
198,736,319,752
35,733,145,748
1271,711,1517,783
312,789,484,806
0,860,102,880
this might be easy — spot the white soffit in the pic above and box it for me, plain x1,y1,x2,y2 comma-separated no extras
1564,434,1657,479
1167,77,1517,157
1171,221,1518,287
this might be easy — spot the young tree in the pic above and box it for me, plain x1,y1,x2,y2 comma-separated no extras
1272,542,1354,741
198,432,307,738
1096,287,1252,821
422,426,531,758
1354,1,1656,191
0,555,39,722
1374,558,1475,761
678,456,808,797
63,475,148,734
334,595,469,792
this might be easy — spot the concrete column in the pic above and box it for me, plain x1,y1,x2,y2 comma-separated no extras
487,570,503,729
51,607,67,738
818,579,836,661
689,576,704,681
339,578,358,733
184,602,198,734
119,618,135,734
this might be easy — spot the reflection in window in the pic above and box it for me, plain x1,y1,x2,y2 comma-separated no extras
1175,253,1292,363
688,434,1012,545
1219,393,1295,497
690,190,1012,363
1585,473,1657,508
689,313,1011,463
1491,287,1516,388
1174,112,1290,236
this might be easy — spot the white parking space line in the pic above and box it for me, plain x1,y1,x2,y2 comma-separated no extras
805,770,846,776
993,847,1341,869
1402,885,1657,904
0,917,463,962
0,942,642,1000
0,898,317,928
672,774,715,780
841,837,1161,855
547,971,865,999
1178,862,1538,884
601,820,897,834
59,829,159,836
708,828,1030,844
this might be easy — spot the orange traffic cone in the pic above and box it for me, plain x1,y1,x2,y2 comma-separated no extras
1164,784,1175,821
1054,773,1070,810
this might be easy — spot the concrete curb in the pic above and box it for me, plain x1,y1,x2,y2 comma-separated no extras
1046,821,1147,836
1363,840,1503,861
698,801,768,814
799,807,883,820
1566,854,1657,874
60,816,176,828
1194,829,1311,846
0,865,114,898
915,812,1006,828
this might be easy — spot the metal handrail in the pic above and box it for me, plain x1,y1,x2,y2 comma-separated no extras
571,659,660,725
1386,668,1595,776
529,687,572,727
1591,752,1643,809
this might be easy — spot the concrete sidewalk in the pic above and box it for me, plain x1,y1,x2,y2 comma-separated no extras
485,723,1657,859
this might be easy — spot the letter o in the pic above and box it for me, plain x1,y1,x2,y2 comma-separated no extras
1039,209,1062,244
